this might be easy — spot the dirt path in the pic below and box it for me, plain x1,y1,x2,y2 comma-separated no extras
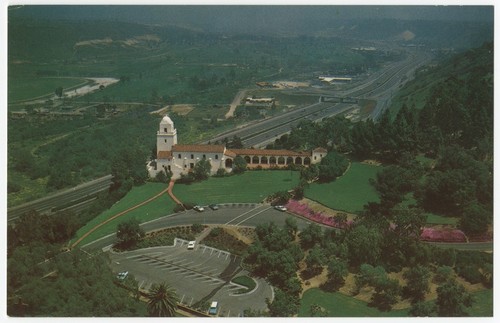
225,89,247,119
167,180,182,205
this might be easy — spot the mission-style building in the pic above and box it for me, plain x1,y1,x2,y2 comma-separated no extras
148,115,327,179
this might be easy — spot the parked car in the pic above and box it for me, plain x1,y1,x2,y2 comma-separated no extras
193,205,204,212
187,241,196,250
209,204,219,210
116,271,128,280
274,205,287,212
208,301,218,315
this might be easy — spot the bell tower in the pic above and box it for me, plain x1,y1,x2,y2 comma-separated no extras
157,115,177,153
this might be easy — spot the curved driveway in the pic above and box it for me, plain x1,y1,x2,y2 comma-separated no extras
82,204,316,251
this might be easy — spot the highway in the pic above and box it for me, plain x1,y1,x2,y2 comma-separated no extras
206,49,432,148
7,174,113,223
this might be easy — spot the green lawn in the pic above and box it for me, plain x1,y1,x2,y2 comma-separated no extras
468,288,493,317
304,162,380,213
172,170,300,205
72,182,175,246
299,288,407,317
73,170,299,246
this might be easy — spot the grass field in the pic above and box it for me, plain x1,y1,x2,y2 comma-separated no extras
172,170,300,205
468,288,494,316
8,76,87,102
304,162,380,214
299,288,407,317
72,182,175,246
73,170,299,246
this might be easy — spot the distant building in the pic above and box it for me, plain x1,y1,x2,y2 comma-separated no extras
148,115,326,179
245,97,275,107
319,76,352,84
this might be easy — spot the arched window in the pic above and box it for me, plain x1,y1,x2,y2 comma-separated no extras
225,158,233,168
269,157,277,164
304,157,311,165
286,157,294,165
252,156,259,164
295,157,303,165
278,157,285,165
244,156,251,163
261,156,268,164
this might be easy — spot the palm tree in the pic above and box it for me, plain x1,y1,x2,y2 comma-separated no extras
146,282,179,317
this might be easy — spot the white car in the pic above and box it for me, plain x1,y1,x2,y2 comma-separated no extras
274,205,287,212
193,205,204,212
117,271,128,280
187,241,196,250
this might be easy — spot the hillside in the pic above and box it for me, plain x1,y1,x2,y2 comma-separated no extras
389,42,493,114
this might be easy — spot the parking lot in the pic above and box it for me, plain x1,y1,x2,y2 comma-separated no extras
108,238,272,317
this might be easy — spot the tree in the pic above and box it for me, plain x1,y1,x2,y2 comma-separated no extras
116,218,145,249
232,155,247,174
403,265,431,303
459,202,490,236
304,245,326,276
193,158,211,181
354,264,387,294
284,217,298,239
344,225,382,267
318,151,349,182
146,282,179,317
371,165,418,207
321,258,348,292
155,169,171,183
436,279,473,316
228,135,243,149
370,277,401,312
266,288,299,317
55,86,63,98
409,301,436,317
299,223,323,249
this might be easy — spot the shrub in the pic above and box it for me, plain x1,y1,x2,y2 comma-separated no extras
173,203,185,213
191,223,204,234
420,227,466,242
434,266,454,283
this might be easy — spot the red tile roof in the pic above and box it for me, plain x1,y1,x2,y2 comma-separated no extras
229,148,311,157
313,147,328,153
172,144,226,153
157,151,172,159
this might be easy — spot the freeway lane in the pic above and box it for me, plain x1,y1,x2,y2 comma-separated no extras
7,174,113,223
243,103,355,148
206,50,432,148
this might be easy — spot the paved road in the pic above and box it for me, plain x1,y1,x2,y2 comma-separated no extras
7,174,113,223
206,49,432,148
81,204,318,251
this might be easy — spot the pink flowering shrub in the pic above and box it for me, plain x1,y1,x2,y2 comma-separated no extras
285,200,468,243
285,200,352,229
420,227,467,242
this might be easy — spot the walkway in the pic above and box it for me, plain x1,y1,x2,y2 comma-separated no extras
167,179,183,205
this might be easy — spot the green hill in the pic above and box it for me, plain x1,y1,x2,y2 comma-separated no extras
390,42,493,114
